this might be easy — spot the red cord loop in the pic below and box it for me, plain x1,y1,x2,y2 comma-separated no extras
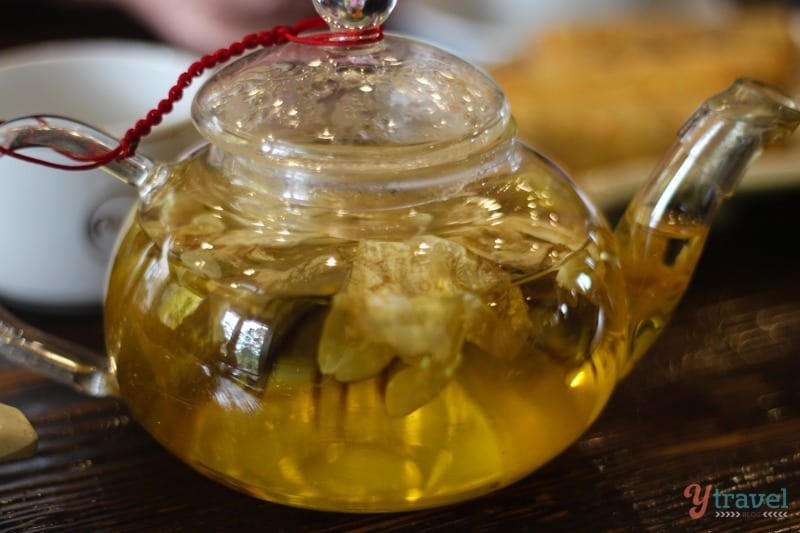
0,16,383,172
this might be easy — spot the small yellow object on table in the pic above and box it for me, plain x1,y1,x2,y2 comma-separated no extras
0,403,38,462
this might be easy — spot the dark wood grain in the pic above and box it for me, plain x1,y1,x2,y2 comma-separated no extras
2,5,800,531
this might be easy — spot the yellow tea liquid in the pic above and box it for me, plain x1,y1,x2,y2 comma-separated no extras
106,226,625,512
104,152,629,512
615,210,709,364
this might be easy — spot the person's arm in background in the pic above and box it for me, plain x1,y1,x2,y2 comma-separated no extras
86,0,315,52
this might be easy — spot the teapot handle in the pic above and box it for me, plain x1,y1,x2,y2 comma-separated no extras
0,115,153,187
0,305,118,397
0,115,155,398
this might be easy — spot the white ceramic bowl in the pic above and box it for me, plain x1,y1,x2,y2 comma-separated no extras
0,40,202,311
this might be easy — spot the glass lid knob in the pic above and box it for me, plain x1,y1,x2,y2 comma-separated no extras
313,0,397,30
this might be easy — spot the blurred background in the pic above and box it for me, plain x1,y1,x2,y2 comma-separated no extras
393,0,800,206
2,0,800,208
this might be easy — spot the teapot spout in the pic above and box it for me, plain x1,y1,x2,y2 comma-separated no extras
614,78,800,367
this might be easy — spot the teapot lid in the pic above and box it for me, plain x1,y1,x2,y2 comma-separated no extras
192,0,509,170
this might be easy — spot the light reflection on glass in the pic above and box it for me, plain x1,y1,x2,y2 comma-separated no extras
569,370,587,388
234,319,272,375
576,272,593,292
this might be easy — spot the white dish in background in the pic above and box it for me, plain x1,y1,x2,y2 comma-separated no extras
577,143,800,211
0,40,203,311
392,0,726,66
393,0,800,210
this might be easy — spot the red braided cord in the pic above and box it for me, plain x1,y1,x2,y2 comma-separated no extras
0,16,383,172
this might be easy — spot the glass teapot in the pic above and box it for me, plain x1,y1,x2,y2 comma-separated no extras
1,0,799,513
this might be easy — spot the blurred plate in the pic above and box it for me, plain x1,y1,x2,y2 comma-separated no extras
392,0,726,66
577,144,800,210
0,40,204,310
393,0,800,210
0,39,203,146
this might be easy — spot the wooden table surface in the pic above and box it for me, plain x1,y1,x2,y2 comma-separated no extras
2,3,800,532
